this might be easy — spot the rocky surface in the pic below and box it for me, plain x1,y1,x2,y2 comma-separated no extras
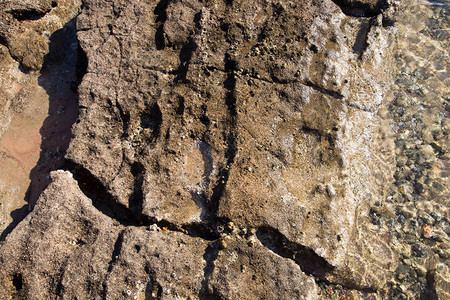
0,171,209,299
0,0,81,238
65,0,399,291
0,0,448,299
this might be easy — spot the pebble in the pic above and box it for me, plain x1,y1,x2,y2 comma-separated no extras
326,184,337,198
219,239,227,249
431,231,445,242
430,211,442,222
421,224,433,238
419,144,435,162
420,213,435,225
226,221,236,232
436,248,448,259
399,205,416,218
414,264,427,277
248,239,257,248
147,224,159,231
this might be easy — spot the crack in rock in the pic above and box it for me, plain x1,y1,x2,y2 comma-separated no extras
331,0,388,17
255,227,378,293
66,159,220,241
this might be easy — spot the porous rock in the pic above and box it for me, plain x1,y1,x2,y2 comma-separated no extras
67,0,397,290
0,0,81,70
206,238,318,299
0,171,208,299
0,0,402,298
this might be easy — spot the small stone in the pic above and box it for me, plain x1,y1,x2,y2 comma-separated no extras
431,231,445,242
419,144,435,162
422,128,434,144
148,224,159,231
422,224,434,238
219,240,227,249
226,222,236,232
399,206,415,219
420,214,435,225
412,244,427,257
414,264,427,277
248,239,257,248
326,184,337,198
397,155,408,167
402,258,412,266
430,211,442,222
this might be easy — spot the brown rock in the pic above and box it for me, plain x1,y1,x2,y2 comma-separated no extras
0,171,209,299
0,0,81,70
206,238,318,299
67,0,397,289
1,0,401,298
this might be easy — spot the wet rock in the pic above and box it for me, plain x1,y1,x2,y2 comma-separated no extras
428,263,450,300
421,224,434,239
419,144,436,162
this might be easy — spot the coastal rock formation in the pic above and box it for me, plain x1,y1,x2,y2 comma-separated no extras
0,0,80,237
0,171,209,299
0,0,81,71
67,0,397,289
0,0,407,298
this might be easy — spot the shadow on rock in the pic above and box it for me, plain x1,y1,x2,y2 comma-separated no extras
0,205,29,241
0,17,86,241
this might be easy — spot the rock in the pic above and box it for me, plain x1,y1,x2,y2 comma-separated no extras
331,0,386,17
430,263,450,300
0,171,208,299
419,144,436,162
0,0,81,70
4,0,54,17
0,171,121,299
206,238,318,300
0,0,403,298
65,0,397,289
0,0,81,235
421,224,434,238
102,227,208,299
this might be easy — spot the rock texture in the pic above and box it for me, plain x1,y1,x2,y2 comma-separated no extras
0,0,81,71
0,171,209,299
0,0,80,237
67,0,397,289
0,0,412,299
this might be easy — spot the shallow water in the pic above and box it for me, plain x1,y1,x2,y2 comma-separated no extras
382,0,449,298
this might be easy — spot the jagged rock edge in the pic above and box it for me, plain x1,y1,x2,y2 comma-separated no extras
63,160,380,294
